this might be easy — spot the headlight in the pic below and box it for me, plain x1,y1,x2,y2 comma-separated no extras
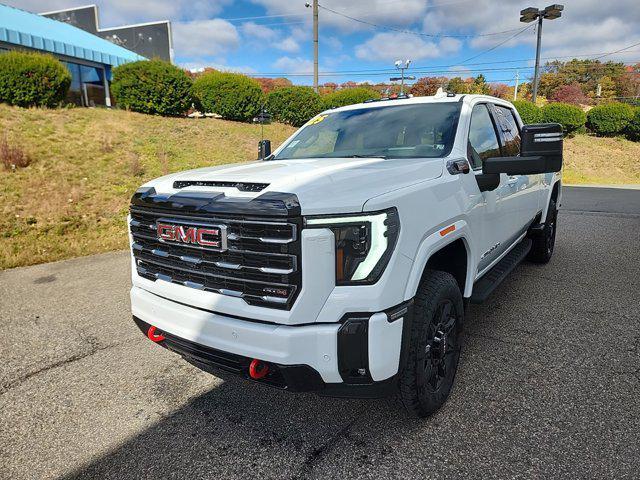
306,208,400,285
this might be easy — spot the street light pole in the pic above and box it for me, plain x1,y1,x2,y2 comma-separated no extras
532,15,543,103
520,4,564,104
392,59,412,95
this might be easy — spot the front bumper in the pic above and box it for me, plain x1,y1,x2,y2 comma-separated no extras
131,286,410,398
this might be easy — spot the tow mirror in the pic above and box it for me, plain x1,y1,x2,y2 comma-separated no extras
483,123,563,175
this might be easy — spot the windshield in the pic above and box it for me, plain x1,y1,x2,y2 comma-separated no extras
274,103,462,160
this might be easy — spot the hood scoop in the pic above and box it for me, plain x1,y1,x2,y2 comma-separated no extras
173,180,269,192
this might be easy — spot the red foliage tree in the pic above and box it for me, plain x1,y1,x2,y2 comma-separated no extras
550,82,589,105
254,77,292,93
409,77,448,96
490,83,510,99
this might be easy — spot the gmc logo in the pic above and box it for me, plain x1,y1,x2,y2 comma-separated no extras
157,222,225,249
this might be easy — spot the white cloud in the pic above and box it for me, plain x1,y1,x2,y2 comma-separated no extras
355,33,461,62
273,56,314,74
180,60,257,74
447,65,472,78
240,22,300,53
421,0,640,62
278,36,300,53
172,19,239,58
240,21,279,41
250,0,429,32
325,36,343,51
8,0,232,25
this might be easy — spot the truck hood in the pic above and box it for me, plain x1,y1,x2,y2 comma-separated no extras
144,157,444,215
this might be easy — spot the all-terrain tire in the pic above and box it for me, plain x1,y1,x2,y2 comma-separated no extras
528,198,558,264
400,269,464,418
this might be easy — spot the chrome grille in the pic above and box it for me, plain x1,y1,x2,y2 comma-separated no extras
130,207,301,309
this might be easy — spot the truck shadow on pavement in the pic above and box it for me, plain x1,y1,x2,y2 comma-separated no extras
59,303,497,480
60,371,431,479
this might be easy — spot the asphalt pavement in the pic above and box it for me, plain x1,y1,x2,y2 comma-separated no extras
1,186,639,480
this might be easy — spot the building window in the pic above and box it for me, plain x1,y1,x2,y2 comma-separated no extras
62,61,106,107
80,65,105,107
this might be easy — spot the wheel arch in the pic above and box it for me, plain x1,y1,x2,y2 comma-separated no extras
404,220,476,300
542,179,561,222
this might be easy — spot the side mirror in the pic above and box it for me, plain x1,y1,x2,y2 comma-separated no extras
258,139,271,160
483,123,563,175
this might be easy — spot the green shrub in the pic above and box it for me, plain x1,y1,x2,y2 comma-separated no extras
321,87,381,109
111,60,193,116
626,108,640,141
0,51,71,107
192,71,263,122
540,102,586,135
267,86,323,127
511,100,542,124
586,102,635,136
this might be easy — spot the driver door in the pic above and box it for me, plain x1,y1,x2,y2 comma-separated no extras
466,103,512,273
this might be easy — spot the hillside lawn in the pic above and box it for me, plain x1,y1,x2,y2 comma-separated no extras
2,104,639,269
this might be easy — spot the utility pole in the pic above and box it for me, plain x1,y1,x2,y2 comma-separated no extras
514,71,520,100
306,1,319,93
520,4,564,104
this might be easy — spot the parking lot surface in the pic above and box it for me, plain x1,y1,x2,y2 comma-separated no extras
1,186,639,479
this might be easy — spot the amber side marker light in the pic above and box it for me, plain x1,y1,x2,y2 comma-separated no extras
439,224,456,237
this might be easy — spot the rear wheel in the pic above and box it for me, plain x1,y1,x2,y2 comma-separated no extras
400,270,463,418
528,198,557,264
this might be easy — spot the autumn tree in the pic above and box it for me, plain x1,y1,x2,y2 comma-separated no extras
254,77,292,93
490,83,511,99
446,77,470,94
550,82,589,104
409,76,447,96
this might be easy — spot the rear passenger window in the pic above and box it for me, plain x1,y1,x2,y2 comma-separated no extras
467,104,501,169
494,105,521,156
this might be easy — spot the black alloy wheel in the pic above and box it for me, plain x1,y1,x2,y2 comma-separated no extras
400,269,464,418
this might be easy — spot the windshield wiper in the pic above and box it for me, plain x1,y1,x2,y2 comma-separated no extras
349,154,388,159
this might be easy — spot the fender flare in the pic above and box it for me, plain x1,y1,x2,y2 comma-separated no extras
541,178,562,223
403,220,477,300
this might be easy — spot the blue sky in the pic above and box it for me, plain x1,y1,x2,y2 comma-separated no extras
10,0,640,86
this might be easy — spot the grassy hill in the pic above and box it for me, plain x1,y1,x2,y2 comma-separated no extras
0,105,295,269
1,104,638,269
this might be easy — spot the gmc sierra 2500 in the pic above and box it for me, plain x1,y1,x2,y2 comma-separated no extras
129,92,563,417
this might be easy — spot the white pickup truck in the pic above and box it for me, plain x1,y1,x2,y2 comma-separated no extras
129,93,562,417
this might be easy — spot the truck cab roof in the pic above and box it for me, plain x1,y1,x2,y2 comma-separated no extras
323,93,515,115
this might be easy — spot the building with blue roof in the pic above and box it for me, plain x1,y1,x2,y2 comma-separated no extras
0,3,146,106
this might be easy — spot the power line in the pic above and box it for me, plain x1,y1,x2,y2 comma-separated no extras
457,23,536,64
594,40,640,60
220,13,305,22
245,44,640,78
247,60,639,78
317,3,528,38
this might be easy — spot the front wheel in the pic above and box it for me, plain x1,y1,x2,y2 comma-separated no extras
400,270,463,418
528,198,558,264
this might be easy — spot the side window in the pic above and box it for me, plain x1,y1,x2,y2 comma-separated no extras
467,104,501,170
494,105,521,156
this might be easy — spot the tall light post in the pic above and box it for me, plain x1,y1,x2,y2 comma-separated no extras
390,59,413,95
520,4,564,104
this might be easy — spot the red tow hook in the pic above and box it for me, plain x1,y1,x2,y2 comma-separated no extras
249,359,270,380
147,325,166,343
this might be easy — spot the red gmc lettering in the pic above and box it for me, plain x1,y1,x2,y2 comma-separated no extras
157,223,219,247
196,228,220,247
175,226,197,244
157,223,175,241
